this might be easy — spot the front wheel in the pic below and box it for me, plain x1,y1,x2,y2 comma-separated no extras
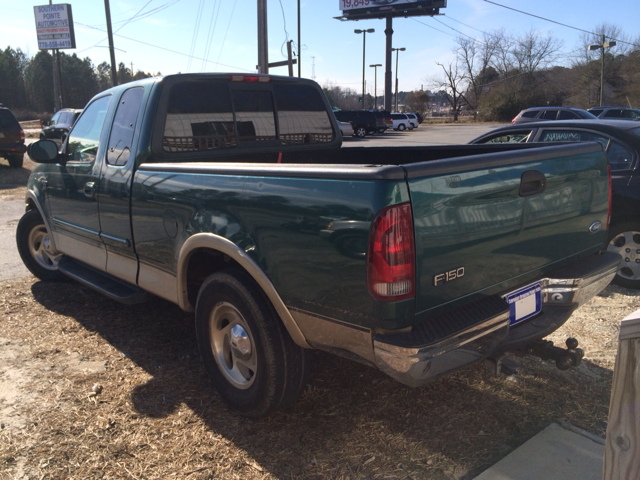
354,126,367,138
195,269,309,417
8,154,24,168
607,222,640,289
16,209,66,281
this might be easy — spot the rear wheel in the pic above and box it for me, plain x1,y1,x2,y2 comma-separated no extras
607,222,640,289
195,269,309,417
16,209,66,281
398,124,406,131
7,154,23,168
354,125,367,138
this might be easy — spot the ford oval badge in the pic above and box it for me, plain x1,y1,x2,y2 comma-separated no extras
589,221,602,234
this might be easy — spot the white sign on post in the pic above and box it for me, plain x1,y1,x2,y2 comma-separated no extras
33,4,76,50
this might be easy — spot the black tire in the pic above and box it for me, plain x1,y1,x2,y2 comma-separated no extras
16,209,66,281
195,269,309,418
607,222,640,289
8,154,24,168
354,125,367,138
398,124,406,131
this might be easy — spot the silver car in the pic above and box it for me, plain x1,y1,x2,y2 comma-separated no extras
512,107,597,125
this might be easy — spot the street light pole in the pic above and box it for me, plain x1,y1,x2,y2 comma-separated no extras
588,34,616,107
355,28,374,109
370,64,382,110
391,47,405,113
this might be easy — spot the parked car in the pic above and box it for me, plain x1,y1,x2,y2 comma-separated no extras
40,108,83,147
414,112,423,124
370,110,393,133
471,119,640,288
588,106,640,121
512,107,597,124
333,110,377,138
18,73,618,417
390,113,412,131
406,113,419,129
337,120,354,137
0,104,26,168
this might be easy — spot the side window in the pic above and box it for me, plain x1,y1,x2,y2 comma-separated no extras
521,111,538,118
273,84,333,145
107,87,144,166
557,110,578,120
538,129,610,149
607,141,634,170
232,90,276,142
66,96,112,162
605,110,623,118
163,81,235,153
621,110,640,120
541,110,558,120
483,131,531,143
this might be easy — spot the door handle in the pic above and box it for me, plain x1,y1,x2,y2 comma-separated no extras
519,170,546,197
84,182,96,198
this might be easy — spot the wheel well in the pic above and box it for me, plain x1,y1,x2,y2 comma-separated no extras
185,248,242,306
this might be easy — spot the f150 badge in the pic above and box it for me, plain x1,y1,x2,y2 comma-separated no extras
434,267,465,286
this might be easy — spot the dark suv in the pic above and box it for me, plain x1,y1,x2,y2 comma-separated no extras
0,104,26,168
370,110,393,133
40,108,83,146
333,110,377,138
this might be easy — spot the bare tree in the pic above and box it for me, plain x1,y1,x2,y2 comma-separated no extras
512,29,562,81
431,62,467,121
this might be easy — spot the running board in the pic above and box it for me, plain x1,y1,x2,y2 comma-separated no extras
58,257,150,305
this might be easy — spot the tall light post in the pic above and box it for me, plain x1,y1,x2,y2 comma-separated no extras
391,47,405,112
588,35,616,107
370,63,382,110
355,28,375,109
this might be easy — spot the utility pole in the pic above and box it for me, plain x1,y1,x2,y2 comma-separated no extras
104,0,118,86
384,15,393,112
257,0,268,73
49,0,62,111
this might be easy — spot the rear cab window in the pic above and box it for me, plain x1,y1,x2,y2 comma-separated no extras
481,131,532,143
159,76,335,156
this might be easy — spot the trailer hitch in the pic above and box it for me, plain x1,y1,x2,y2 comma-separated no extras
522,337,585,370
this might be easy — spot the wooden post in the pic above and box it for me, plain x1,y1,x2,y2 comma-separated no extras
602,312,640,480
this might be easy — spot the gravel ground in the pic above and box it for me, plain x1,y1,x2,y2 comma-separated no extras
0,274,638,479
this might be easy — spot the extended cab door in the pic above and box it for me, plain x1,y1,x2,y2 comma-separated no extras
46,95,112,270
98,86,146,283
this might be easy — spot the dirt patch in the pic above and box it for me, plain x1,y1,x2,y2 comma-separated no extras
0,156,35,202
0,276,638,479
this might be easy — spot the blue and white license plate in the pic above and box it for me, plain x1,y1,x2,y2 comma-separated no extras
505,283,541,326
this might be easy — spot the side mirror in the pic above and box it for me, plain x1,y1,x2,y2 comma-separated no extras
28,140,60,163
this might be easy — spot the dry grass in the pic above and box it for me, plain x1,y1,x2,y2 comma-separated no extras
1,275,638,479
0,155,36,202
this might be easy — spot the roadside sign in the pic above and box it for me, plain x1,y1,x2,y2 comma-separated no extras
338,0,446,20
33,4,76,50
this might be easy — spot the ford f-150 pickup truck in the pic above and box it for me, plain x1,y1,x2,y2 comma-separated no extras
18,74,620,417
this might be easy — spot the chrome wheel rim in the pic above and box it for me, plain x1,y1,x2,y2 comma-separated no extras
209,302,257,389
608,230,640,281
28,225,61,271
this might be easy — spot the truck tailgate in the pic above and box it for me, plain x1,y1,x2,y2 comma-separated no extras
403,142,609,315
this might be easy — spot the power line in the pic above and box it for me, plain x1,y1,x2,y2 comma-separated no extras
76,22,252,72
201,0,222,71
483,0,640,48
187,0,205,73
214,0,239,73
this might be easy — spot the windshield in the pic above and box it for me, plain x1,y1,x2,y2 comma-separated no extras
576,110,598,119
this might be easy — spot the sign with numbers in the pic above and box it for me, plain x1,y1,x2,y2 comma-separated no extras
34,4,76,50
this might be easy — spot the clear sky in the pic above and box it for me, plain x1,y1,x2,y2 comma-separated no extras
2,0,639,97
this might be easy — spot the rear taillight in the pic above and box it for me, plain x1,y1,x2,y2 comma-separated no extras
607,164,612,229
367,203,415,301
511,118,516,124
20,128,25,142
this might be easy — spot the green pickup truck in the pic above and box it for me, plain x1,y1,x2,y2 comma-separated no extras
18,74,620,417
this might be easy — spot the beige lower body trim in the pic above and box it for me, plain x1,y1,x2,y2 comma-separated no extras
290,308,374,364
138,262,179,304
54,233,106,271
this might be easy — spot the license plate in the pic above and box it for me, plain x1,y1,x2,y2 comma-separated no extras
505,283,541,326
